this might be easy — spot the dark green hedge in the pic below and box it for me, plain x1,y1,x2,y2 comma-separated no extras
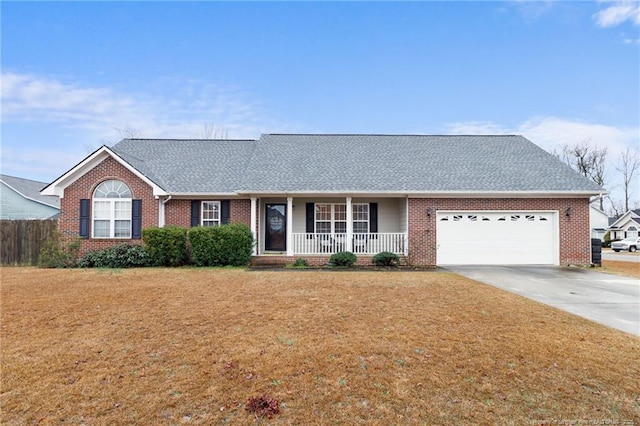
78,244,152,268
188,224,254,266
142,226,189,267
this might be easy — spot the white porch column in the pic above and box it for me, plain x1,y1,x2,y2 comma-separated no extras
286,197,293,256
404,197,410,255
250,197,257,255
346,197,353,252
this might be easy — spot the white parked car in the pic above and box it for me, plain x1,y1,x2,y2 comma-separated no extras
611,237,640,252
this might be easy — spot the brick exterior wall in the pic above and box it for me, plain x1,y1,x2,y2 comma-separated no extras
60,157,158,255
407,198,591,266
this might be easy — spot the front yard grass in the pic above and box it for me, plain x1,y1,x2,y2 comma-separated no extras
1,268,638,425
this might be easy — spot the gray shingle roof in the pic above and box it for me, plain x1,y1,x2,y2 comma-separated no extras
111,139,257,193
109,134,603,195
1,174,60,208
239,134,604,193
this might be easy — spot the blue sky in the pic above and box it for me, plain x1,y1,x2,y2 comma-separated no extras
1,1,639,206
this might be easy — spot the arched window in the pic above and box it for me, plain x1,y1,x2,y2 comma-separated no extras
92,180,132,238
627,226,638,238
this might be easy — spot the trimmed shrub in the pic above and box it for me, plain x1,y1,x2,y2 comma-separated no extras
188,224,254,267
38,231,80,268
329,251,357,267
287,258,309,269
142,226,189,267
78,244,152,268
372,251,400,267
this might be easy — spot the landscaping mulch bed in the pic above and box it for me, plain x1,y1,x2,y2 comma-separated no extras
1,267,638,425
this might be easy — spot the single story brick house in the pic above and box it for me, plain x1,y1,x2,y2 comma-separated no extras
41,134,604,266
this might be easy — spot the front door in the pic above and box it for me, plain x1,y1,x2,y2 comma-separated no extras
265,204,287,251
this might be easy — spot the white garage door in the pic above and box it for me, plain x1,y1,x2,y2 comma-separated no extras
436,211,558,265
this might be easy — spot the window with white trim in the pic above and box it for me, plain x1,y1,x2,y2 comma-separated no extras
92,180,132,238
202,201,221,227
315,203,346,234
352,203,369,233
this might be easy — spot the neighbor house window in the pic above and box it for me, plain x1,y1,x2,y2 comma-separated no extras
92,180,132,238
315,204,346,234
202,201,221,226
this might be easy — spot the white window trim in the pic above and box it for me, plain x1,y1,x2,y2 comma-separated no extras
92,180,132,239
352,203,370,233
315,203,369,234
201,201,221,227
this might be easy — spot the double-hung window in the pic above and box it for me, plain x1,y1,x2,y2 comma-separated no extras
352,203,369,234
202,201,221,226
92,180,132,238
315,204,346,234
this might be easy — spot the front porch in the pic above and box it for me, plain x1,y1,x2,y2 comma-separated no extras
250,196,408,257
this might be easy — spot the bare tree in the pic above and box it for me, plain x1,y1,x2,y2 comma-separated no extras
561,141,607,210
196,123,228,139
113,126,141,139
615,147,640,212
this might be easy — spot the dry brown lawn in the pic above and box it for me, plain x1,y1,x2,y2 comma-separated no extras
600,259,640,279
1,267,639,425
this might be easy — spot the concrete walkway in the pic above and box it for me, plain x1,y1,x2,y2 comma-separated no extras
445,265,640,336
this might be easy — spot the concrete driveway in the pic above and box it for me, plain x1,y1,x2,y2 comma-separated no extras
445,265,640,336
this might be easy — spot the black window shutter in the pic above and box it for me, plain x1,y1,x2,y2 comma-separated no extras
306,203,315,233
221,200,231,224
79,199,90,238
191,200,201,227
370,203,378,233
132,199,142,239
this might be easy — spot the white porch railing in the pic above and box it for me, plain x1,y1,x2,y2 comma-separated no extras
291,233,407,256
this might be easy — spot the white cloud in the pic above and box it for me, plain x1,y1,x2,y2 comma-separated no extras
1,71,287,182
447,116,638,158
593,1,640,27
1,72,277,141
446,117,640,205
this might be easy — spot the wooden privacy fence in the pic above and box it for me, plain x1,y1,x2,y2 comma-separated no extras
0,219,58,266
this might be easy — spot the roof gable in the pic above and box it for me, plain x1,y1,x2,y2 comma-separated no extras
41,146,167,197
609,209,640,229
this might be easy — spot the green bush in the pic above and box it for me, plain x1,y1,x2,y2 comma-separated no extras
78,244,152,268
329,251,357,267
188,224,254,267
38,231,80,268
287,258,309,268
142,226,189,267
372,251,400,267
603,231,611,248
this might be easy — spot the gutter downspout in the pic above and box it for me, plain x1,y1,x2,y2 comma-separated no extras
159,195,172,227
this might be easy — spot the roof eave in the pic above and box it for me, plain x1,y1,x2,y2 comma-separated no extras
235,190,605,198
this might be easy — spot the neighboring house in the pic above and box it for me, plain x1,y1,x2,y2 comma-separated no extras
589,204,610,242
41,134,604,266
607,209,640,240
1,174,60,219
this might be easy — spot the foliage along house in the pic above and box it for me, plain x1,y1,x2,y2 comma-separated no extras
41,134,604,266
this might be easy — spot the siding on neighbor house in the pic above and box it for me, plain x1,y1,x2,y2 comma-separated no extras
1,182,59,219
407,197,591,266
